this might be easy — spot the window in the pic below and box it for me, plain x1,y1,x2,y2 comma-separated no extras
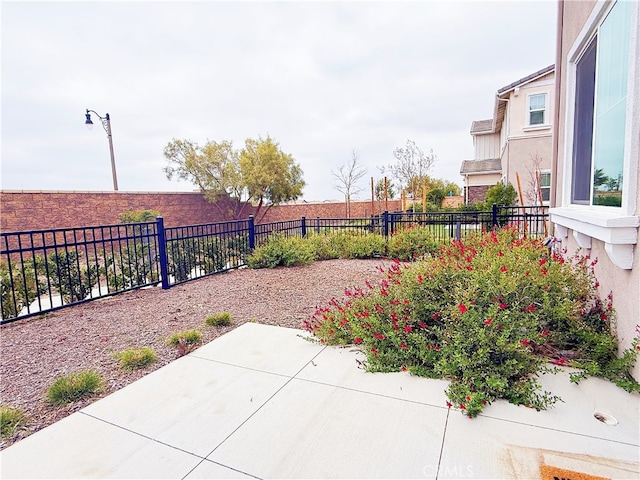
551,0,638,269
528,94,546,125
539,171,551,203
570,0,631,207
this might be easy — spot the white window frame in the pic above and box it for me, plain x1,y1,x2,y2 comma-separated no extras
528,93,547,126
551,0,640,269
539,170,551,205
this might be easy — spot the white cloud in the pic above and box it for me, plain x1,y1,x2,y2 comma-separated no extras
1,0,557,201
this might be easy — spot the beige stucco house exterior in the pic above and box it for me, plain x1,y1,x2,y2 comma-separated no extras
550,0,640,380
461,66,555,205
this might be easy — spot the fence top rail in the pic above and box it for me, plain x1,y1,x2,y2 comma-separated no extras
165,218,250,231
0,221,159,238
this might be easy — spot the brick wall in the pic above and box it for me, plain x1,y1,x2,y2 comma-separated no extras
0,191,403,233
260,199,403,223
464,186,489,205
0,191,255,232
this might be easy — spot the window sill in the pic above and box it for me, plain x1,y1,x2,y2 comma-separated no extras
550,206,639,269
523,124,552,132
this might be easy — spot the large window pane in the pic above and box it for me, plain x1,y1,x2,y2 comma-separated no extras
592,0,631,207
571,37,597,204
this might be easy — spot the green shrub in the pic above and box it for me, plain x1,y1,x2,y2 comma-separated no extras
167,329,203,347
205,312,233,327
345,233,387,259
113,347,157,370
46,370,104,405
387,226,441,261
247,234,316,268
119,210,160,223
305,227,640,417
0,405,26,438
306,233,344,260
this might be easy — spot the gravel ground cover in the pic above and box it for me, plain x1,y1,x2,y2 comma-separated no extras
0,259,389,450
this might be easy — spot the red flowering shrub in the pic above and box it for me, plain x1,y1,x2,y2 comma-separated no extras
305,226,640,417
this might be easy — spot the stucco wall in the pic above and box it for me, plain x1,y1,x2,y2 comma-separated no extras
553,0,640,380
504,135,553,201
505,75,555,135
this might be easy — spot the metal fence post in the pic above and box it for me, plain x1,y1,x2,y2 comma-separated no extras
492,203,498,228
456,217,462,241
383,210,389,237
301,216,307,237
248,216,255,250
156,217,170,290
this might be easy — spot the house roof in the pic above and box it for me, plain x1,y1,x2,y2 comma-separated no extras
470,119,493,134
497,64,555,95
460,158,502,175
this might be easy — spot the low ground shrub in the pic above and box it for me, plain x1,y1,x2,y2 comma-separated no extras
167,329,203,356
387,226,441,261
247,234,316,268
304,227,640,417
46,370,104,405
0,405,26,438
113,347,157,370
206,312,233,327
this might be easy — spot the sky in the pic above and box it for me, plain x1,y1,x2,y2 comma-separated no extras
1,0,558,202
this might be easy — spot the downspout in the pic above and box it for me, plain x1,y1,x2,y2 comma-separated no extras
550,0,564,211
496,97,510,183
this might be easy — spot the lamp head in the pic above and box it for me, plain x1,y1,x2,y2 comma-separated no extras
85,111,94,130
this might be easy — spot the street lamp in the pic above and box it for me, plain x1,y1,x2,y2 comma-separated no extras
85,109,119,191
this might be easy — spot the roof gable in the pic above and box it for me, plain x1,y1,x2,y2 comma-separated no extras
460,158,502,175
497,64,554,95
470,119,493,134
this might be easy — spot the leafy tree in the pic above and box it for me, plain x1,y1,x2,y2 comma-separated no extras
333,149,367,218
239,136,305,221
119,210,160,223
164,136,304,221
380,139,436,204
593,168,608,189
375,178,396,201
484,182,518,207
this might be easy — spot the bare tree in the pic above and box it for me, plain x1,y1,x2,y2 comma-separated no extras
333,149,367,218
380,139,436,207
524,152,544,205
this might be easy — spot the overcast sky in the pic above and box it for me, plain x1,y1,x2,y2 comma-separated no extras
1,0,557,202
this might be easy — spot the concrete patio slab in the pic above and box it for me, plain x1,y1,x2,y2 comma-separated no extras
207,378,448,479
81,354,291,457
296,344,451,407
0,411,201,479
1,322,639,480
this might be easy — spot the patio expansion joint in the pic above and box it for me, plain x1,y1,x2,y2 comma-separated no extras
181,458,263,480
77,410,204,460
185,353,298,380
477,413,640,447
199,345,329,460
435,407,451,480
291,376,451,410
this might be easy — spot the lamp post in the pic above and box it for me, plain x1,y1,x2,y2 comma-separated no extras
85,109,118,191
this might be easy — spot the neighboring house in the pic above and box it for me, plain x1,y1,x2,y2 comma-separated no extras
550,0,639,380
461,65,555,205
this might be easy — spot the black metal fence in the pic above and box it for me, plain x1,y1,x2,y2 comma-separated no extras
1,205,548,324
